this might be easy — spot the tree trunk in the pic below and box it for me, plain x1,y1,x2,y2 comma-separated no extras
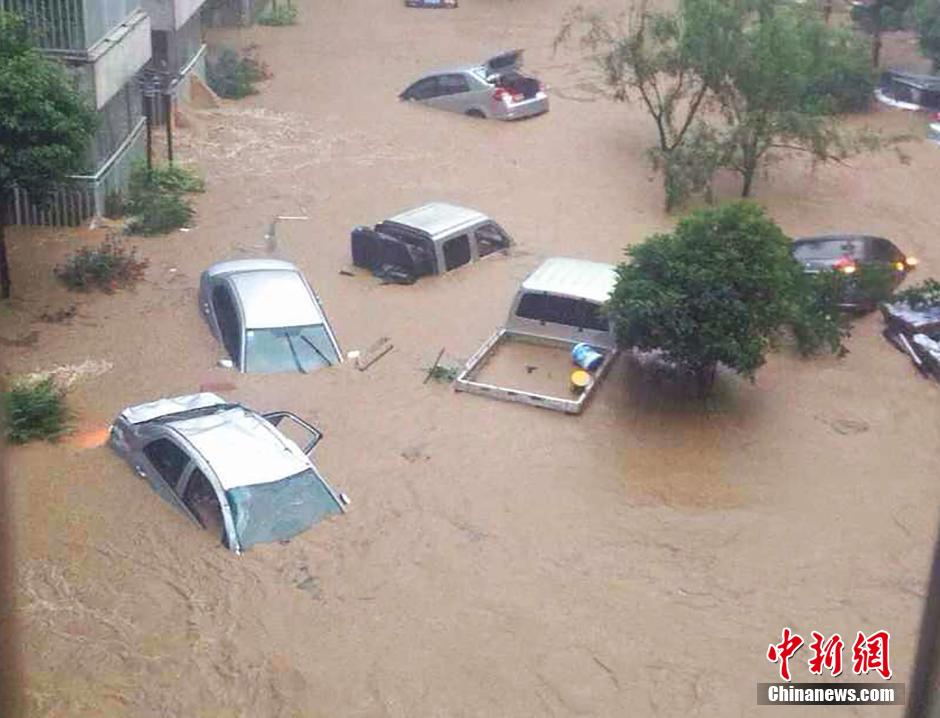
694,362,718,398
0,200,10,300
871,12,883,68
823,0,832,23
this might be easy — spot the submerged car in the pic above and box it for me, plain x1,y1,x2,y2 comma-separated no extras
791,234,918,308
405,0,457,6
199,259,342,373
399,50,548,120
875,70,940,112
351,202,512,283
110,393,348,553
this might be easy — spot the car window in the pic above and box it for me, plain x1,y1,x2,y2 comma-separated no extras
871,238,901,263
183,468,225,536
474,223,510,257
212,284,242,363
405,76,441,101
143,438,191,488
515,293,607,330
442,234,471,271
792,239,863,261
437,73,470,96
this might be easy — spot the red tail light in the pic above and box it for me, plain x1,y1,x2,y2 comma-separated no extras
492,87,523,103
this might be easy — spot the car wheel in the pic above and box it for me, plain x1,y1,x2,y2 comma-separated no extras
465,109,486,119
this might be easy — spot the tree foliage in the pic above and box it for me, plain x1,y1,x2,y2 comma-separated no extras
0,11,97,298
915,0,940,70
556,0,878,210
606,202,850,394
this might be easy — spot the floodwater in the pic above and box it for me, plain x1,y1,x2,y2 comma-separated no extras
2,2,939,716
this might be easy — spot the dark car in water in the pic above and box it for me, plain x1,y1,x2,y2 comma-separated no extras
791,234,918,309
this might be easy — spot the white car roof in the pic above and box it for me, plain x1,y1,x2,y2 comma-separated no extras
384,202,489,241
228,269,325,329
520,257,618,305
121,392,228,425
170,406,311,491
205,258,298,278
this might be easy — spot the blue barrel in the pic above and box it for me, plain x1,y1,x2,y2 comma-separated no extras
572,343,604,371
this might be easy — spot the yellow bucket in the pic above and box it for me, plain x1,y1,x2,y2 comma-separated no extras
570,369,592,394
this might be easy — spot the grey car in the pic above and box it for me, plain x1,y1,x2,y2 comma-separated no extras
198,258,342,373
399,49,548,120
109,392,348,553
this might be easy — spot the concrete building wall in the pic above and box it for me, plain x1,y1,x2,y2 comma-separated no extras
88,10,151,108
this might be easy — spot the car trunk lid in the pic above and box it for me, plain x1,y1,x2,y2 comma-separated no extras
485,49,524,77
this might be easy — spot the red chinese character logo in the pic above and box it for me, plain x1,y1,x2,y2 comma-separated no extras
767,627,804,681
808,631,844,677
852,630,892,679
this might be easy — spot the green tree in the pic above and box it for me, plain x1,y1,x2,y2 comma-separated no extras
851,0,915,66
710,3,876,198
606,202,850,395
556,0,738,210
0,11,96,299
557,0,877,207
915,0,940,70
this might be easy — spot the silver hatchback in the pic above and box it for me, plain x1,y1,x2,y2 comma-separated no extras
399,50,549,120
198,258,342,374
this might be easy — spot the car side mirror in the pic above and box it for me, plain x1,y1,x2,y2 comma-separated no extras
218,358,234,369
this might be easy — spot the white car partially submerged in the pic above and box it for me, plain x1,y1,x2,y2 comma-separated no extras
199,259,342,373
455,257,619,414
110,393,348,553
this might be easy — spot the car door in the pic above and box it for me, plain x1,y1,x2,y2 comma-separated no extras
400,76,442,106
137,435,198,516
431,73,473,112
471,222,512,260
210,281,245,369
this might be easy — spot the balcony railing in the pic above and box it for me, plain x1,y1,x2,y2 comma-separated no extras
0,0,140,52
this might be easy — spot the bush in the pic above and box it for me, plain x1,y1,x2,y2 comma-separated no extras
607,202,850,395
130,162,205,195
789,270,852,356
125,191,194,235
124,162,200,235
54,238,148,292
207,48,270,99
893,277,940,307
257,4,298,25
104,190,125,219
3,377,70,444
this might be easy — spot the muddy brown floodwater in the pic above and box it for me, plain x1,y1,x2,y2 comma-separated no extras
2,1,939,716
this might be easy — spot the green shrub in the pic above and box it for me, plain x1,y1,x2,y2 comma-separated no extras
125,191,194,235
852,263,897,309
124,162,200,235
207,48,270,99
789,270,852,356
104,190,125,219
257,4,298,25
54,238,148,292
893,277,940,308
130,162,205,195
3,377,70,444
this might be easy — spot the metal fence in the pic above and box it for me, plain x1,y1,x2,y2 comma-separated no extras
4,185,97,227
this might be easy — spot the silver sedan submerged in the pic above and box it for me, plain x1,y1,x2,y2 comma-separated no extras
198,259,342,374
109,393,348,553
399,50,549,121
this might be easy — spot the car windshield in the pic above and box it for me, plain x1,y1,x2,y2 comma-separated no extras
792,239,865,262
226,469,343,549
244,324,339,374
